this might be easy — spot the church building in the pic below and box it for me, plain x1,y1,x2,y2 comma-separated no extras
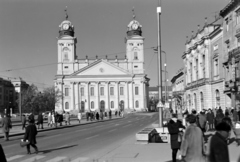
54,10,150,113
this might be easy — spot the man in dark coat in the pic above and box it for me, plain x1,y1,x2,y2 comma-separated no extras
28,112,35,123
167,114,185,162
206,109,215,131
24,119,38,154
37,112,44,129
207,122,231,162
2,114,12,141
109,110,112,119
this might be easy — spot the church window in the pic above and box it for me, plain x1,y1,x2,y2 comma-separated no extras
135,100,139,108
91,101,94,109
65,88,69,96
120,87,124,95
80,87,84,96
134,52,138,60
135,87,139,95
64,66,68,69
111,101,114,108
90,87,94,96
65,102,69,109
134,66,138,68
110,87,114,95
100,87,104,96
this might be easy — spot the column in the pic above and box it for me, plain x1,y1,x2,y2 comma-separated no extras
117,81,119,110
105,82,109,110
132,81,134,109
97,82,100,111
76,82,80,111
71,82,75,110
108,82,110,110
126,82,129,110
143,81,146,109
87,82,90,111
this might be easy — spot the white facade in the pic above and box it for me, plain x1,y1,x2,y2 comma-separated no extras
54,16,150,113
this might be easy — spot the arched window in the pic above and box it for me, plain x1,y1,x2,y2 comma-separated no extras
111,101,114,108
216,90,220,107
135,100,139,108
200,92,204,110
91,101,94,109
188,94,191,109
65,102,69,109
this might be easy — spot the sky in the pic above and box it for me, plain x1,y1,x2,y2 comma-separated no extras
0,0,230,91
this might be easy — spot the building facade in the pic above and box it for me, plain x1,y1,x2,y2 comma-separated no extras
182,19,225,112
220,0,240,108
171,68,185,113
54,14,150,113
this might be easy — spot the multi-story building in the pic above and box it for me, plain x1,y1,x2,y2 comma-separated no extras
220,0,240,108
171,68,185,113
0,77,29,114
182,19,225,112
54,12,150,113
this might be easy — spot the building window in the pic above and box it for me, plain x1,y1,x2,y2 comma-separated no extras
135,100,139,108
214,59,219,76
65,102,69,109
65,88,69,96
190,62,193,82
110,87,114,95
216,90,220,107
213,44,218,51
194,93,198,112
91,101,94,109
226,18,229,32
202,55,205,78
111,101,114,108
236,9,240,25
134,52,138,60
120,87,124,95
135,87,139,95
64,53,68,60
196,59,198,80
100,87,104,96
80,87,84,96
90,87,94,96
200,92,204,110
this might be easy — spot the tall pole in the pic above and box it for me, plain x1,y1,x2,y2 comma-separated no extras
157,0,163,128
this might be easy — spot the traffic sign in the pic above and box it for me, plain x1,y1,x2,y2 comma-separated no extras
157,101,164,107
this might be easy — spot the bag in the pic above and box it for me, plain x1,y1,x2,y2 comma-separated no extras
9,124,12,129
20,140,30,147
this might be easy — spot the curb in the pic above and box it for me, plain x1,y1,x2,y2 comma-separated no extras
0,117,124,139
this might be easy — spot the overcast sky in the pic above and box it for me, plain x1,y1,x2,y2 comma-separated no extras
0,0,229,90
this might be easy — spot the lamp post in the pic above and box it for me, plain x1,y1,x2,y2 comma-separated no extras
157,0,163,128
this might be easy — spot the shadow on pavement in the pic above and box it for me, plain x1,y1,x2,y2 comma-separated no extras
40,144,78,154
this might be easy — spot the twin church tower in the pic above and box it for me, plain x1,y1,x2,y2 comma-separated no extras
54,8,150,113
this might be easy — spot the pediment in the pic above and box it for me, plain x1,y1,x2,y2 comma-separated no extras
71,60,131,76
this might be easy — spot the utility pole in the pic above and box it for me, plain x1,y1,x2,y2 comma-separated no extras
157,0,163,128
19,77,22,122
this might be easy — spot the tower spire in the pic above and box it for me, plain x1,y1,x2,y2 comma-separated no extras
64,6,68,20
132,7,136,20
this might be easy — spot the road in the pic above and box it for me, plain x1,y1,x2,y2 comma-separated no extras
1,112,158,162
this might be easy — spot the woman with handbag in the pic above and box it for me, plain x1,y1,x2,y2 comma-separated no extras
2,114,12,141
23,119,38,154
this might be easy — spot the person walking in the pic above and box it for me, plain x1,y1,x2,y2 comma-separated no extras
1,114,12,141
100,110,103,120
37,112,44,129
206,109,214,131
77,111,82,123
23,118,38,155
96,112,99,120
22,114,27,130
65,112,70,125
198,111,207,134
28,112,35,124
47,112,52,127
109,110,112,119
167,114,185,162
51,111,55,127
215,109,224,128
207,122,231,162
180,114,205,162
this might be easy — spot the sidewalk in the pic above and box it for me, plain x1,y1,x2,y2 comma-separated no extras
0,115,123,139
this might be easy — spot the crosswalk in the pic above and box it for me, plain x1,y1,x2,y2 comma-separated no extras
6,154,89,162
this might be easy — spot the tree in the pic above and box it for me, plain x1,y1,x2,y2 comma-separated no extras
42,86,63,112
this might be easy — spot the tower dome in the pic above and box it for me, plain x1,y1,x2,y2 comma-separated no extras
127,8,142,37
58,7,74,38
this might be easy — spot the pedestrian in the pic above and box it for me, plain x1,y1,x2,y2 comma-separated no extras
22,114,27,130
206,109,214,131
109,110,112,119
23,118,38,155
96,112,99,120
47,112,52,127
215,109,224,128
28,112,35,124
37,112,43,129
51,111,55,127
77,111,82,123
118,110,121,117
207,122,231,162
198,111,207,134
167,114,185,162
65,112,70,125
100,110,104,120
115,110,118,117
1,114,12,141
180,114,205,162
105,111,108,118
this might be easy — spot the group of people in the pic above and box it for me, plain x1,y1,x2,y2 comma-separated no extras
167,107,240,162
86,110,112,121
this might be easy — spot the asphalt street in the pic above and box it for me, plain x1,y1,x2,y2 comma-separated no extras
1,112,158,162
